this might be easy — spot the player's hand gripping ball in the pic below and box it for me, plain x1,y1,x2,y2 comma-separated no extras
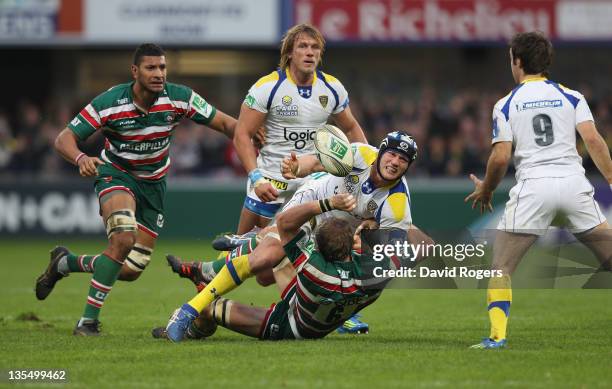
314,124,353,177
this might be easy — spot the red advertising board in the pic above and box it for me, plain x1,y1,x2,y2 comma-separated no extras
294,0,558,42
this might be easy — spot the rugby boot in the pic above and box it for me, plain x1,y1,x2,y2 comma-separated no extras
35,246,70,300
73,319,101,336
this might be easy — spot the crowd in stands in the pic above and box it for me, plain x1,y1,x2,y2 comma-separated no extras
1,85,610,180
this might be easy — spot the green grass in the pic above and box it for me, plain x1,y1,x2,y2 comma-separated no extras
0,240,611,388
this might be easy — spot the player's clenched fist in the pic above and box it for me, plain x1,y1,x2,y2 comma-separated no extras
77,154,104,177
330,193,357,211
281,152,300,179
254,182,279,202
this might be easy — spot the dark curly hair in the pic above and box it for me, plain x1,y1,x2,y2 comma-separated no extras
510,31,553,77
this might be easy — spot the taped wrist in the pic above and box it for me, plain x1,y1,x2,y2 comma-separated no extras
105,209,137,238
248,169,263,185
318,198,333,213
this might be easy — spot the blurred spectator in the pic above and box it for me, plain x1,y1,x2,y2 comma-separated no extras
2,82,610,179
0,112,15,170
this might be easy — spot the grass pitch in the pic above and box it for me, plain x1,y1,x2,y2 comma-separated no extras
0,239,611,388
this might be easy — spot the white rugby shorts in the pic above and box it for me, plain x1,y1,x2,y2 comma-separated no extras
244,175,306,218
498,174,605,235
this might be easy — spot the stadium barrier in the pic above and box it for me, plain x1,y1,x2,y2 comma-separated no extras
1,178,609,239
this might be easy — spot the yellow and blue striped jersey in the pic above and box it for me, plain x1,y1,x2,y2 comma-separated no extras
243,68,350,181
307,143,412,230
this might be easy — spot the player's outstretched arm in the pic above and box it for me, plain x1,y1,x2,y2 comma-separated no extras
332,107,367,143
277,194,356,244
54,128,103,177
465,141,512,213
577,121,612,187
207,109,237,139
281,152,324,179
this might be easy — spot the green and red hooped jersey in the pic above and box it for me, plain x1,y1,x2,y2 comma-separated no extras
68,82,217,181
280,228,384,339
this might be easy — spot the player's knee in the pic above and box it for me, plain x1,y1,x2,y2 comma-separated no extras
109,232,136,260
118,266,142,281
105,209,137,258
124,244,153,274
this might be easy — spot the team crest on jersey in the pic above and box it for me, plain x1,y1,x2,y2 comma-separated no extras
282,95,292,106
165,113,175,123
319,95,328,108
367,199,378,213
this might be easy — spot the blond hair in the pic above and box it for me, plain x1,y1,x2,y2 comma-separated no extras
279,23,326,70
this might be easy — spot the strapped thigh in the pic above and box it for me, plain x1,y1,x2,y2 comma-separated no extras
105,209,137,238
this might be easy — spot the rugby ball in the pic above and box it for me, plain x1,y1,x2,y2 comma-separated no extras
314,124,353,177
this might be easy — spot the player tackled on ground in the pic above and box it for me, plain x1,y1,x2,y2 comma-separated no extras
164,131,433,341
159,193,409,341
465,32,612,349
34,43,245,336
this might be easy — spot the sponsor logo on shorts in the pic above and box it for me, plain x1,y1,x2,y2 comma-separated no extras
156,214,164,228
264,177,288,190
270,324,280,337
283,127,315,150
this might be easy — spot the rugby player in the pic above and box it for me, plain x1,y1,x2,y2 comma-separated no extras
165,131,433,341
162,193,406,342
233,23,366,235
465,32,612,349
34,44,244,336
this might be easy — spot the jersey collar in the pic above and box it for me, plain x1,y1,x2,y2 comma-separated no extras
285,68,318,87
521,76,547,84
128,81,166,114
